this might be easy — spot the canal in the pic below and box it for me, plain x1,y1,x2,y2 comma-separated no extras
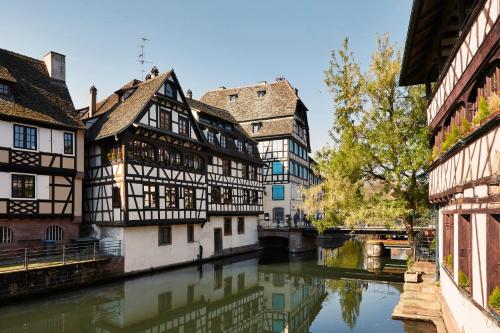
0,238,437,333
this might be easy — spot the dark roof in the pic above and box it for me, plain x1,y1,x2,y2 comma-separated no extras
187,98,239,124
200,80,304,122
400,0,477,86
0,48,82,129
86,72,170,140
240,117,294,139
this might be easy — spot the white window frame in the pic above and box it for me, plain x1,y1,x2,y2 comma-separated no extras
63,131,75,156
12,123,39,152
10,173,37,200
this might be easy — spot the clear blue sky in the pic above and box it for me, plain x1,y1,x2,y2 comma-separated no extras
1,0,412,152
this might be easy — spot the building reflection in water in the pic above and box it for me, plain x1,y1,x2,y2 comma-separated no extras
0,254,327,333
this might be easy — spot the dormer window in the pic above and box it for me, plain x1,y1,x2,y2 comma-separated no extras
236,140,243,152
165,81,176,99
220,135,227,148
0,82,12,97
257,90,266,98
229,94,238,102
252,123,261,133
207,130,215,144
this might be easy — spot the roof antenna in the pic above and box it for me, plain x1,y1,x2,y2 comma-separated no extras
138,37,153,80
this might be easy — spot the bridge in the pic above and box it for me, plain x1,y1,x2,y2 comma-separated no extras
257,221,434,253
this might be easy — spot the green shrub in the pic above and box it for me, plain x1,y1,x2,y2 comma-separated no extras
473,96,490,125
458,270,471,289
446,254,453,268
487,92,500,112
441,124,462,152
429,237,436,251
407,256,414,270
489,286,500,311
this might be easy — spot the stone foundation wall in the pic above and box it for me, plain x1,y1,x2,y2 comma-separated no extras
0,257,124,301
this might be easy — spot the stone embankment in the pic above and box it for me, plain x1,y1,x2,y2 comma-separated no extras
392,262,447,333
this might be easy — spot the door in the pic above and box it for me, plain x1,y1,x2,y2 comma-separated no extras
214,228,223,254
273,207,284,226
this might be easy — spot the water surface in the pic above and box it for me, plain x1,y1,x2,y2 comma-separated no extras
0,238,436,333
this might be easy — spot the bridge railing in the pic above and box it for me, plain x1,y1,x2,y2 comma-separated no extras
258,219,315,229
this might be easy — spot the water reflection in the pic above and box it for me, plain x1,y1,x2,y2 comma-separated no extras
0,239,435,333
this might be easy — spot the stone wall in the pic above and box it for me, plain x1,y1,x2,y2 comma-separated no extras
0,257,124,301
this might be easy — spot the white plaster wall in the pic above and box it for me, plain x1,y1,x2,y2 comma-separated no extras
37,175,50,200
117,217,258,273
0,172,49,199
440,269,498,333
263,183,292,220
0,172,9,198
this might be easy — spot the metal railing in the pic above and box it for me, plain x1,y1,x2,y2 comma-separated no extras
414,230,436,262
258,219,315,229
0,240,121,273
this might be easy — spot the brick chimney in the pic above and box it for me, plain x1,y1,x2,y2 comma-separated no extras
43,51,66,82
89,86,97,118
151,66,159,78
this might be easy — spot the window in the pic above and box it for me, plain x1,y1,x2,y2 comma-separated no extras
237,217,244,234
241,164,249,179
112,187,121,208
272,185,285,200
223,187,232,204
158,146,182,166
143,184,157,208
272,294,285,310
0,226,12,244
237,273,245,291
250,166,258,180
252,190,259,204
220,135,227,148
179,117,189,136
207,130,215,144
224,217,232,235
158,291,172,314
272,161,284,175
165,186,177,209
13,124,37,150
458,214,472,292
0,82,11,96
187,225,194,243
246,143,253,154
184,152,203,171
12,174,35,198
63,132,74,155
443,214,454,275
159,225,172,245
212,186,222,203
252,123,260,133
45,226,63,241
159,108,172,131
222,159,231,176
229,94,238,102
128,140,155,163
164,81,176,99
243,189,250,204
236,140,243,152
184,187,195,209
257,90,266,98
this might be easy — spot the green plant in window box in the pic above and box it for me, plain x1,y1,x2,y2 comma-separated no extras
473,96,490,125
488,92,500,112
445,254,453,272
459,116,472,137
458,270,471,292
489,287,500,313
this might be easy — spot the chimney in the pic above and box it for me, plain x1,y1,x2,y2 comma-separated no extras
43,51,66,82
186,89,193,99
259,81,267,85
151,66,159,78
219,86,226,90
89,85,97,118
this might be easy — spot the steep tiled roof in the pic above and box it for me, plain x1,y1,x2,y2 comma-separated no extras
240,117,295,139
200,80,302,122
0,48,82,129
86,72,170,140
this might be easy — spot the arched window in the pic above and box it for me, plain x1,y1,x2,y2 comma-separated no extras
127,140,155,163
0,226,12,244
159,147,182,166
184,152,204,171
45,226,64,241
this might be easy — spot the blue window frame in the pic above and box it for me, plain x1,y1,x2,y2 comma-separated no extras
272,185,285,200
272,161,283,175
272,293,285,310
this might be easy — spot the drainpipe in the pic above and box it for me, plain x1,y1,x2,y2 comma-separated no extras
434,204,440,281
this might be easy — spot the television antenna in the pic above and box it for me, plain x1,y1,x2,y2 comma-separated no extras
138,37,153,80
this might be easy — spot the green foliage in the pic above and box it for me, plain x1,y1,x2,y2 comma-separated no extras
429,237,436,251
489,287,500,311
441,124,462,152
458,270,471,289
460,117,472,137
446,254,453,268
488,92,500,112
473,96,490,125
407,256,414,270
305,34,430,239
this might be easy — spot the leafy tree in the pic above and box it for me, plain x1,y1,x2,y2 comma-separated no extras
304,35,430,241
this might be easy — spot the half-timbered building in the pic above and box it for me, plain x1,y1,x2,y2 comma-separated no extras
188,96,263,256
0,49,84,248
201,79,313,226
400,1,499,332
81,67,263,273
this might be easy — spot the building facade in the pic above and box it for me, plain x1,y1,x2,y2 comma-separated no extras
400,1,499,332
201,79,312,226
0,49,84,249
82,68,263,273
